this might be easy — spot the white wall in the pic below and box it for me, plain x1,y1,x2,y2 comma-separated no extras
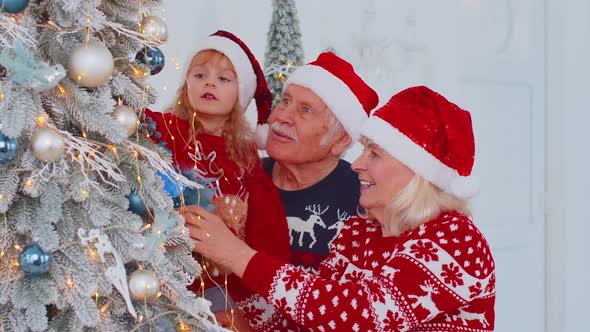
149,1,590,331
546,0,590,331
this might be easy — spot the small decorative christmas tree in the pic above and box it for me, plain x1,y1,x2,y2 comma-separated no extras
264,0,305,108
0,1,221,331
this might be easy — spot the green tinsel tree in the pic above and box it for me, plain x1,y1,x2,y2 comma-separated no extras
264,0,305,108
0,1,222,331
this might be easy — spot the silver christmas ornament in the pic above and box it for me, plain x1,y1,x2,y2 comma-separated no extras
112,105,138,137
67,43,114,88
140,15,168,44
31,127,64,162
128,269,159,301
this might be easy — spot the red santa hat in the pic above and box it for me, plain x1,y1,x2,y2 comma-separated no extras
282,52,378,141
360,86,478,199
193,30,272,149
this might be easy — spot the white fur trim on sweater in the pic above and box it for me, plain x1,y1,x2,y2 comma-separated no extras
360,116,479,199
194,36,257,112
284,65,367,140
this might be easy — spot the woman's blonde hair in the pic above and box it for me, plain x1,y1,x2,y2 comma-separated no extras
171,49,256,172
358,136,470,236
382,175,471,236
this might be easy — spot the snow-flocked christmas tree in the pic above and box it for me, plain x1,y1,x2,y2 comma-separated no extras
0,1,223,331
264,0,304,108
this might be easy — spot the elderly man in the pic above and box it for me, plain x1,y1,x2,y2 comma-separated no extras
261,52,379,271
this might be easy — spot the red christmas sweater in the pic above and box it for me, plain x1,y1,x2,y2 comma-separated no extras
142,109,291,326
241,211,496,331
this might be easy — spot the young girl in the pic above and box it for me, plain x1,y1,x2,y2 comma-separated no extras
142,31,291,330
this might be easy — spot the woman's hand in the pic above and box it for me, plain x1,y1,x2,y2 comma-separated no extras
183,205,256,278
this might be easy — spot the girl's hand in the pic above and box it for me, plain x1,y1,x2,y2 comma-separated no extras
184,205,256,278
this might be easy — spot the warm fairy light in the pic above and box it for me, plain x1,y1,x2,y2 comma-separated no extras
13,244,21,251
200,281,205,288
0,92,4,101
0,251,5,258
86,17,91,24
276,72,284,80
181,229,186,235
12,260,19,268
179,322,190,331
144,223,152,230
156,292,162,299
82,132,87,139
170,136,175,141
80,188,90,198
136,175,141,182
94,291,99,300
57,83,67,96
66,277,74,287
0,195,4,201
138,314,144,322
35,113,49,127
77,154,83,161
100,304,108,314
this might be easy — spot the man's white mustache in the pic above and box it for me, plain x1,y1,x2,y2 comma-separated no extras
270,122,298,141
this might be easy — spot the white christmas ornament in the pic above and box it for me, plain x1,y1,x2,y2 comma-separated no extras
140,15,168,44
128,269,159,301
78,228,137,318
112,105,138,137
68,43,114,88
31,127,64,162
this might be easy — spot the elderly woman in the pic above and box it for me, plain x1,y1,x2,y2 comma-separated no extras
188,86,496,331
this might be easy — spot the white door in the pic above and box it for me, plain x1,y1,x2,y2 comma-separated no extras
337,1,546,330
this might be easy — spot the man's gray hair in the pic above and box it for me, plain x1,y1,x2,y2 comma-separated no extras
320,110,346,146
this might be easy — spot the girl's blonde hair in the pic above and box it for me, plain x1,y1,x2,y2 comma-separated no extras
382,175,471,236
171,49,256,172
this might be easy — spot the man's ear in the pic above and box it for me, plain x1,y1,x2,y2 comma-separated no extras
330,132,352,156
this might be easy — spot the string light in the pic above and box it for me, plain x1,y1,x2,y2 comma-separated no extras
80,188,90,198
66,277,74,288
35,113,49,127
57,83,67,96
13,244,21,251
179,321,190,331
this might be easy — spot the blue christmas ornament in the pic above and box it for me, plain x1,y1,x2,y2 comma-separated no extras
19,243,52,276
173,172,217,212
128,192,148,216
0,132,17,164
0,0,30,14
135,46,165,75
157,170,185,199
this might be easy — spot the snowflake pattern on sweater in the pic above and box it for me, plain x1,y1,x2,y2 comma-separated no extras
242,211,496,331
